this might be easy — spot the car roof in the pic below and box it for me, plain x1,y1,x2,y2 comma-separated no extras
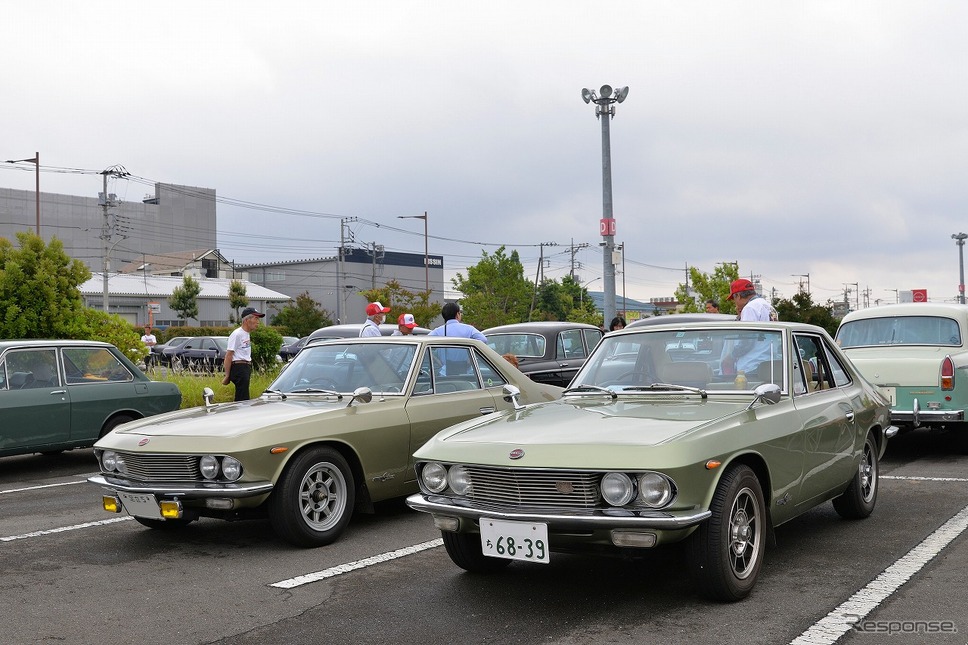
840,302,968,323
307,323,432,341
627,313,735,328
0,339,114,350
483,321,603,334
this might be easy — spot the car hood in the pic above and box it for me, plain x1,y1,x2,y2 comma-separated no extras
843,346,956,386
415,396,749,469
101,396,350,440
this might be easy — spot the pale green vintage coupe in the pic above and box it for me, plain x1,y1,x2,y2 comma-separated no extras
406,321,897,601
89,337,560,547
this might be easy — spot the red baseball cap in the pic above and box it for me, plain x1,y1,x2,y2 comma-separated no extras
398,313,416,329
366,301,391,316
727,279,755,300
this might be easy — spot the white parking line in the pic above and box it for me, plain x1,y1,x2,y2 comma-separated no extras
270,538,444,589
790,503,968,644
1,516,133,542
882,475,968,482
0,479,92,495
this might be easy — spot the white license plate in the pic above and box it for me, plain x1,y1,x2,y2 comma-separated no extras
119,491,163,519
479,518,550,564
879,386,896,406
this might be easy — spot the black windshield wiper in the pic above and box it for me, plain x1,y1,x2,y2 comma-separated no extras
622,383,707,399
289,388,343,398
562,384,617,399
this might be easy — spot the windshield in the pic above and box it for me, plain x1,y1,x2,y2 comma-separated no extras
485,333,546,358
570,328,784,393
838,315,962,348
269,342,417,394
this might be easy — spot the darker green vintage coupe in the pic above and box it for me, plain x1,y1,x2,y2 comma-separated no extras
406,321,897,601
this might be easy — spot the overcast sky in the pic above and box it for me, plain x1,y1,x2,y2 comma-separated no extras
3,1,967,307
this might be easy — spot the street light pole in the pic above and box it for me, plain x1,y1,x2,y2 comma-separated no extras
953,233,967,304
398,212,429,297
4,152,40,235
581,85,629,327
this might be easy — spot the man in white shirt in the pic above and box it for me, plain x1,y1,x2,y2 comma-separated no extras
361,302,390,337
222,307,265,401
140,325,157,369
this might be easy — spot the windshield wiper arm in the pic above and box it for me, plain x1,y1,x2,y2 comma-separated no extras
289,388,343,398
562,384,617,399
622,383,708,399
263,388,287,399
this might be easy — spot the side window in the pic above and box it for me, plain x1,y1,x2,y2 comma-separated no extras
0,358,6,390
413,352,433,395
430,347,481,393
475,350,508,388
4,348,59,389
560,329,587,359
820,341,852,387
793,335,822,395
582,328,604,353
61,347,133,383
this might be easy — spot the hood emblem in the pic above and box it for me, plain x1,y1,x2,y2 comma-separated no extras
509,448,525,460
138,438,150,446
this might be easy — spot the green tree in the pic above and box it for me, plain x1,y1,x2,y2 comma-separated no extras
169,275,201,322
228,279,248,322
273,292,331,337
360,279,440,328
451,247,533,329
250,324,284,372
81,309,148,364
0,232,92,339
674,263,741,315
533,276,601,325
773,291,839,335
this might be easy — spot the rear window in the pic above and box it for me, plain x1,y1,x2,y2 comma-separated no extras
838,316,962,348
485,333,546,358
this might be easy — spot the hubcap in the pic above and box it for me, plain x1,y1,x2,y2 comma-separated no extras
728,487,761,579
298,462,347,531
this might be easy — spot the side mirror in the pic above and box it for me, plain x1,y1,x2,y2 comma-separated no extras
347,386,373,407
202,387,216,408
502,384,524,411
747,383,781,410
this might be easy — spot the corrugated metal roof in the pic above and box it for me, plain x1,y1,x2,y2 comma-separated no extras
80,273,291,301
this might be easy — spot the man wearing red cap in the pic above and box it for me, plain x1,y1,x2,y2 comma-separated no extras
361,301,390,337
393,313,417,336
727,279,777,322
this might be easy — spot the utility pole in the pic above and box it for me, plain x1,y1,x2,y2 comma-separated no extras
99,166,127,312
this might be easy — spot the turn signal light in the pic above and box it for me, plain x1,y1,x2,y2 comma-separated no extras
159,499,183,519
941,356,955,391
102,495,122,513
705,460,722,470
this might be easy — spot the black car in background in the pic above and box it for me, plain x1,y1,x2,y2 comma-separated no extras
482,322,604,388
148,336,191,368
304,323,431,347
278,336,308,362
171,336,229,372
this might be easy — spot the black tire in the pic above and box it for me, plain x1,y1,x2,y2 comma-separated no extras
688,464,766,602
833,431,878,519
441,531,513,573
134,517,195,530
100,414,136,439
268,447,355,548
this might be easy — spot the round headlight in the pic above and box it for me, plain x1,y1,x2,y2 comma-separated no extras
448,465,471,496
638,472,673,508
601,472,635,506
199,455,220,480
102,450,119,472
221,456,243,482
421,462,448,493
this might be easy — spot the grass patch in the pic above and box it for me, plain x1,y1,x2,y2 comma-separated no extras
145,365,282,408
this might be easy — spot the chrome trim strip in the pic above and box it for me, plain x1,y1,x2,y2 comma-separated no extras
891,409,964,424
405,494,710,530
88,475,273,498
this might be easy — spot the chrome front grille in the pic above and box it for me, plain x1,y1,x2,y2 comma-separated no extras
118,452,201,482
462,467,601,509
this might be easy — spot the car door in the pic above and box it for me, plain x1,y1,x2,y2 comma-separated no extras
61,346,140,443
0,348,70,452
404,346,502,481
792,333,858,506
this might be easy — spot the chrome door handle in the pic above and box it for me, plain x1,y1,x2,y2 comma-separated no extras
480,407,496,415
845,410,855,422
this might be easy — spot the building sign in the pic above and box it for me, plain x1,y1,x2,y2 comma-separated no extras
600,218,616,237
147,302,161,313
912,289,928,302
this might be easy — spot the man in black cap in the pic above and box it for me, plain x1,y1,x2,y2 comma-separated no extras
222,307,265,401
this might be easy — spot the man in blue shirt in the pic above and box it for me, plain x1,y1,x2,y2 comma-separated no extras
428,303,487,375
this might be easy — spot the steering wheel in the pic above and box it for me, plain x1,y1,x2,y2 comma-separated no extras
307,377,340,390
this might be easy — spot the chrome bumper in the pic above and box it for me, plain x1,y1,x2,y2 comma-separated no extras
405,493,711,530
88,474,274,498
892,397,964,427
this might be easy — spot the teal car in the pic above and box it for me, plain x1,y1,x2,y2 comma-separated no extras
0,340,182,458
837,302,968,452
407,321,896,601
